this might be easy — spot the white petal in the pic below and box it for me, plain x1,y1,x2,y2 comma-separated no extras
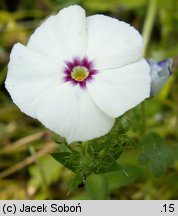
5,43,114,143
36,83,115,143
5,43,64,118
86,15,143,70
27,5,87,60
87,59,151,118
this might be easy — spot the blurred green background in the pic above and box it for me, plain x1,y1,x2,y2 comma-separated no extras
0,0,178,200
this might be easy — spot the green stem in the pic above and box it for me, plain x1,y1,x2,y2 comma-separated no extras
140,102,146,135
86,174,108,200
142,0,158,56
141,0,158,135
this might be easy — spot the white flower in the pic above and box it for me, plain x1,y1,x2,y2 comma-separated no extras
147,58,173,96
5,5,151,143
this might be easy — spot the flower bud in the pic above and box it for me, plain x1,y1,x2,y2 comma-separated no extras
147,58,173,96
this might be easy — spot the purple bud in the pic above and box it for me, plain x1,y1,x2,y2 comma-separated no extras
147,58,173,96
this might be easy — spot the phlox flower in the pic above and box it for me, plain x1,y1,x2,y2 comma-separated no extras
5,5,151,143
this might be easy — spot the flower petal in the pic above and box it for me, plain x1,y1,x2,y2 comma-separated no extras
5,43,64,118
27,5,87,60
5,43,114,143
87,59,151,118
86,15,143,70
36,83,115,143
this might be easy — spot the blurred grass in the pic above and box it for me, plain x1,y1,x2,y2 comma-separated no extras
0,0,178,200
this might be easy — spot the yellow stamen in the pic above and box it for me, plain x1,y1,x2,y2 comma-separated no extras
71,66,89,82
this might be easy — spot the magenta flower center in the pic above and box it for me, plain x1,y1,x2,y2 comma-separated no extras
63,57,98,88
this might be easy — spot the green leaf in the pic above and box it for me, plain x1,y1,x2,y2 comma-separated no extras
56,140,71,153
51,152,80,172
93,158,122,174
69,172,83,193
105,165,143,190
138,132,174,177
86,174,108,200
